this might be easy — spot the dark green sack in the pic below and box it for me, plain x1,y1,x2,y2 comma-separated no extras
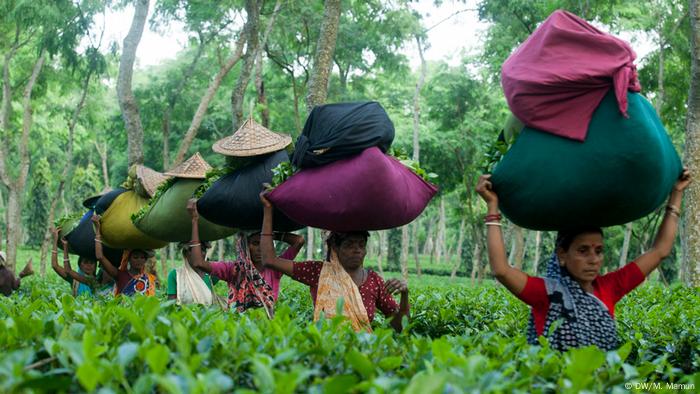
133,179,236,242
492,91,681,230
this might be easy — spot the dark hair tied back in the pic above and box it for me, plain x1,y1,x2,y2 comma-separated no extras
556,227,604,251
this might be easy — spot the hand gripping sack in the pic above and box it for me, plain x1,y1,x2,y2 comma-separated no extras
197,150,303,231
491,91,681,231
268,147,438,231
65,210,125,264
94,189,168,250
291,101,395,168
133,179,236,242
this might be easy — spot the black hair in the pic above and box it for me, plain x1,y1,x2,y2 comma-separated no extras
327,231,370,249
555,227,604,251
78,256,96,265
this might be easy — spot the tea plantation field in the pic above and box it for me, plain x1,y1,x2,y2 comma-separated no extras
0,273,698,393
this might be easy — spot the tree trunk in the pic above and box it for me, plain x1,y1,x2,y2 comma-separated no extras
2,50,45,271
305,0,342,111
532,230,542,275
412,222,421,277
619,223,633,268
387,228,401,271
160,245,168,280
469,242,482,285
508,224,525,269
174,33,247,165
412,35,426,163
291,76,302,133
95,141,110,188
450,218,466,280
254,0,281,128
306,227,315,260
685,0,700,287
435,197,446,263
422,217,434,255
117,0,149,167
377,230,386,275
231,0,261,131
39,69,93,275
399,225,409,281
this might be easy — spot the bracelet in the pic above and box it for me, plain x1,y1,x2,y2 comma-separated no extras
94,239,102,244
261,233,274,237
52,251,58,254
63,258,70,262
484,214,501,222
189,243,201,247
485,221,502,227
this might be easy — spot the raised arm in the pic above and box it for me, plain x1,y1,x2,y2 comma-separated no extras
62,244,92,285
634,169,691,276
91,214,119,279
476,175,528,295
186,199,212,273
50,227,68,279
259,192,294,276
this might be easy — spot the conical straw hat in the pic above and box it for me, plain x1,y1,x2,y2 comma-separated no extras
212,117,292,157
164,152,212,179
135,165,170,197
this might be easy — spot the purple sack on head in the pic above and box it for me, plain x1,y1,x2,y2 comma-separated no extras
268,147,438,231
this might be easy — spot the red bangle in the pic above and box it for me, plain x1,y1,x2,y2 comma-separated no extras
261,233,274,236
484,214,501,222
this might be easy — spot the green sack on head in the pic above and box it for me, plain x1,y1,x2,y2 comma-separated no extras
133,179,236,242
100,190,169,250
491,91,681,231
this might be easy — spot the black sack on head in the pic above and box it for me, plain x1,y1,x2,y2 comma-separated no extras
291,101,395,168
94,188,127,215
197,150,303,231
66,210,124,264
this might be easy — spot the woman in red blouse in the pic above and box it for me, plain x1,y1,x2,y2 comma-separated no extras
259,193,410,332
475,169,690,351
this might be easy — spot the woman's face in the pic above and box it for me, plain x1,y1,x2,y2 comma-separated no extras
79,259,97,276
335,235,367,270
183,247,206,262
557,232,604,283
247,235,262,265
129,251,148,271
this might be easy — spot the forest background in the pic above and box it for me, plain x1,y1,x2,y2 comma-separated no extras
1,0,699,288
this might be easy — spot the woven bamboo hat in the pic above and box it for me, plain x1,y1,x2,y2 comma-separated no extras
135,165,169,197
164,152,212,179
213,117,292,157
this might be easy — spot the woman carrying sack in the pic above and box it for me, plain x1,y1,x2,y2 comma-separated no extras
259,193,410,332
186,199,303,316
166,241,224,307
92,214,156,296
475,169,691,351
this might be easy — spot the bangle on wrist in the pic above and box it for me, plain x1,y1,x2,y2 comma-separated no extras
94,238,102,243
485,221,502,227
261,233,274,237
